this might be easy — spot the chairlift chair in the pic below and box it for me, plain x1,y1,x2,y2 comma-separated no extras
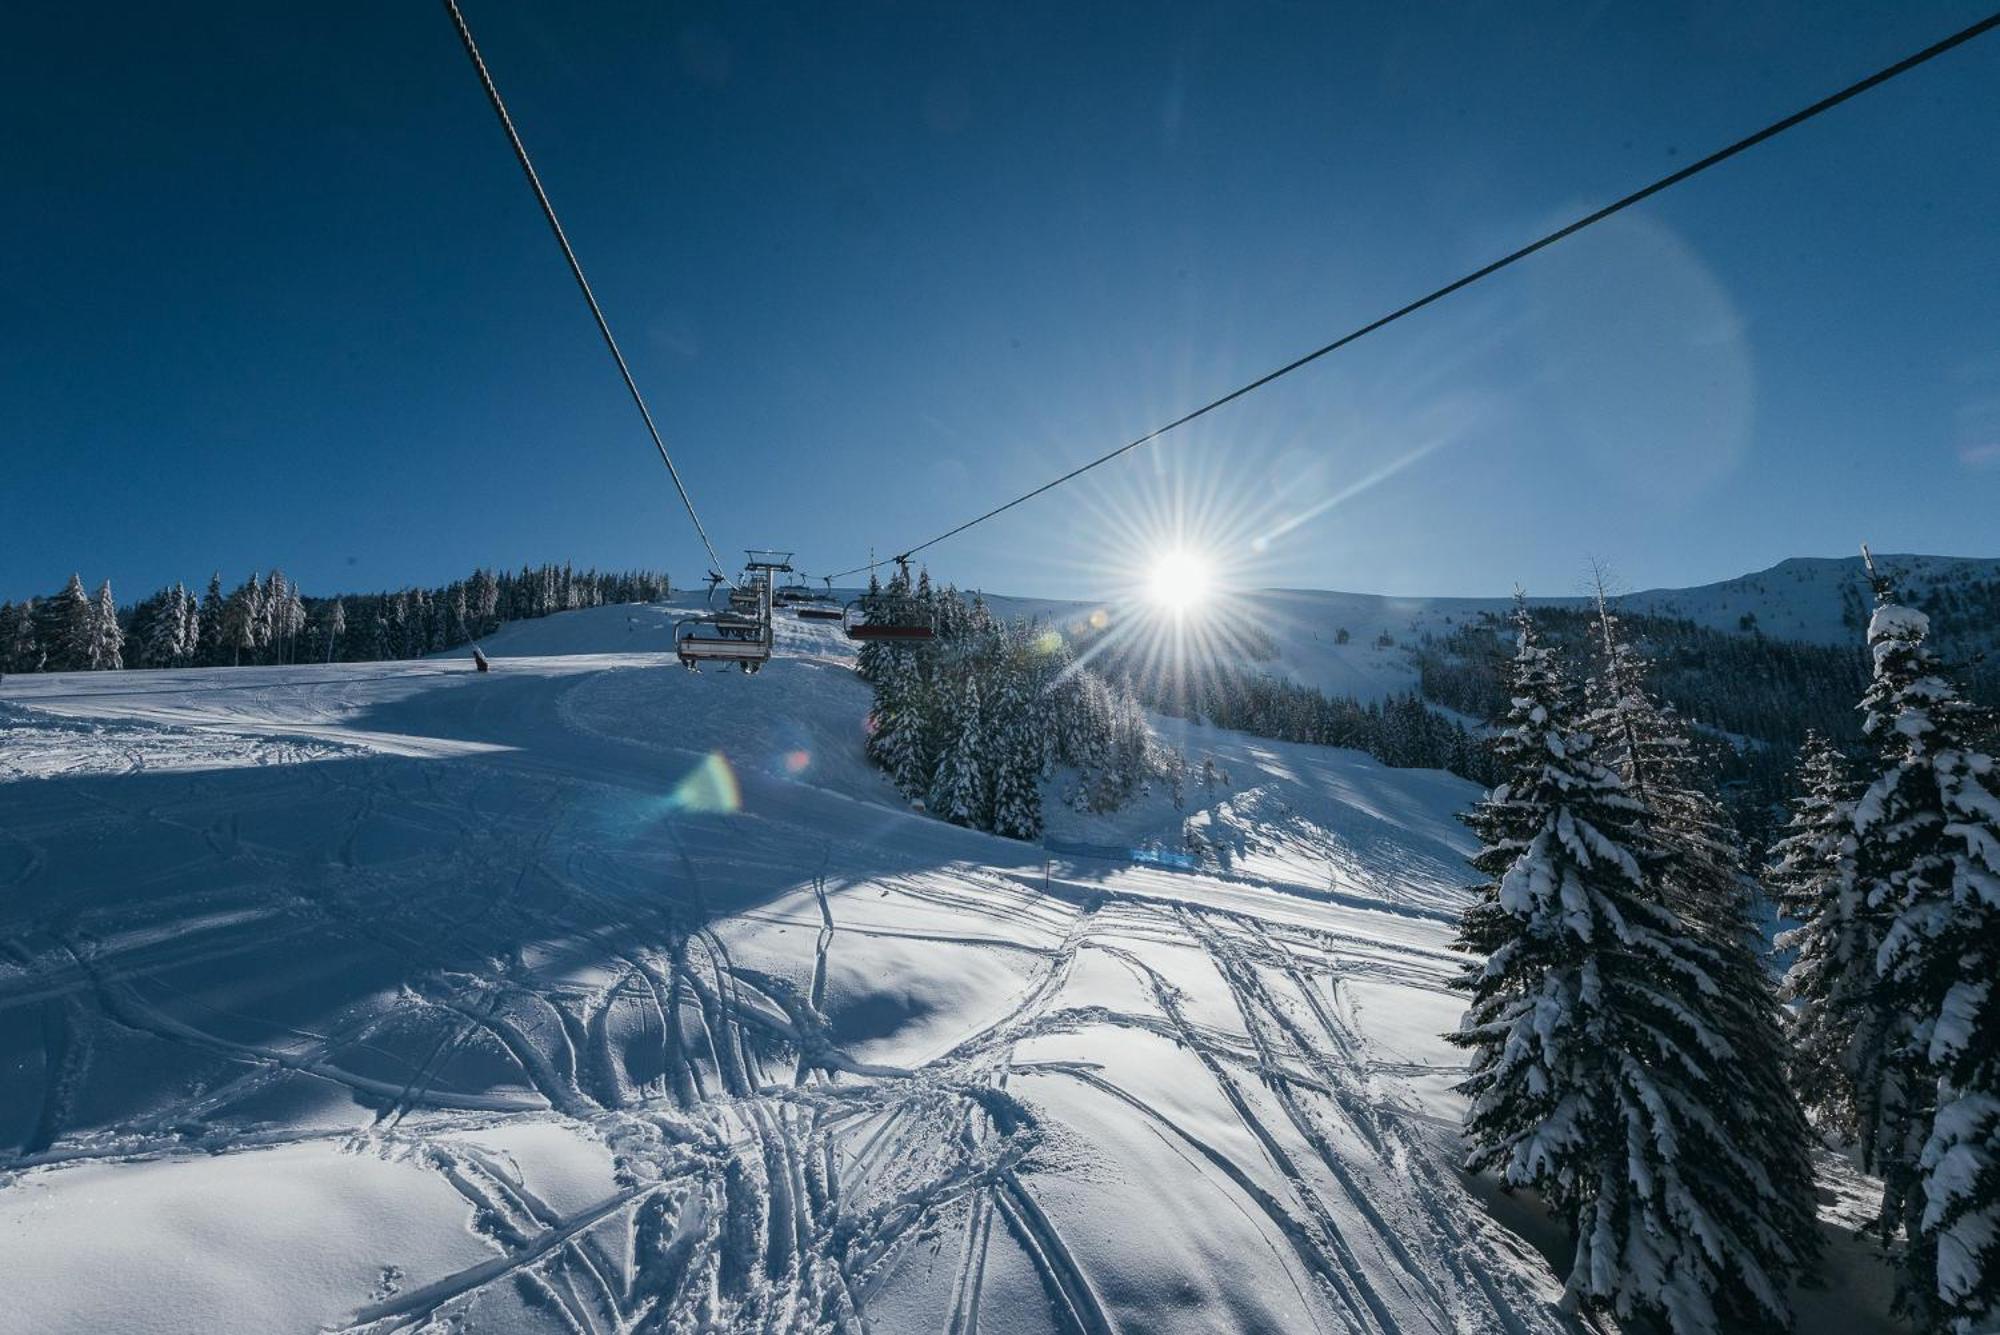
675,617,771,673
773,577,816,607
677,561,775,673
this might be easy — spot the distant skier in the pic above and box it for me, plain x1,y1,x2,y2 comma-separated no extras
472,645,490,673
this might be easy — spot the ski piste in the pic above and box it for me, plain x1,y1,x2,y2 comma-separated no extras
0,597,1898,1332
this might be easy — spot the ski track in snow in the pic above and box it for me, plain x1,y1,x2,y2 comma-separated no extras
0,603,1574,1333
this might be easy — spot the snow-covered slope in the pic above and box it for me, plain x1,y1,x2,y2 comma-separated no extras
989,552,1998,706
0,600,1569,1333
1614,553,2000,646
0,599,1895,1332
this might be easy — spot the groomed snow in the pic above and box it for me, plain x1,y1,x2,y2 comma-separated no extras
0,597,1861,1331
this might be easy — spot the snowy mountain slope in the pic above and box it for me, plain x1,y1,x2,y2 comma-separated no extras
0,600,1594,1333
1613,552,2000,645
985,552,1997,707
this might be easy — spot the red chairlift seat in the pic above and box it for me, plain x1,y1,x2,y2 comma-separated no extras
841,599,935,641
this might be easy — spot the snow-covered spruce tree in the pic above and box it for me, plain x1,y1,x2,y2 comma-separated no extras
271,573,305,664
472,568,500,636
220,575,261,666
927,670,985,826
87,580,124,670
39,574,94,672
1450,597,1811,1334
854,569,890,683
197,574,225,666
176,585,199,666
124,587,171,669
319,598,345,664
448,582,470,647
1850,560,2000,1331
985,638,1043,839
0,602,32,673
157,583,194,667
865,641,930,800
260,572,285,662
1769,731,1871,1140
1582,598,1820,1272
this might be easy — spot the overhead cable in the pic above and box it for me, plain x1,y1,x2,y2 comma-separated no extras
441,0,734,584
822,10,2000,579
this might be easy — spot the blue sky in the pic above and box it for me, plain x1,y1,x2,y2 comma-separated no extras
4,1,1997,604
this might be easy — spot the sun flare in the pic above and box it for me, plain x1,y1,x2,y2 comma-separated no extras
1144,549,1213,615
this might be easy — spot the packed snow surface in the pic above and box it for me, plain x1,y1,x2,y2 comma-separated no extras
2,600,1586,1331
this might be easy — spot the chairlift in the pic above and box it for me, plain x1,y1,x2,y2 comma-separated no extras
840,557,936,640
677,553,780,672
792,574,842,619
675,616,771,673
676,599,771,671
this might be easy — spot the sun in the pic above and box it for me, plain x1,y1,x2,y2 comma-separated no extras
1144,548,1213,615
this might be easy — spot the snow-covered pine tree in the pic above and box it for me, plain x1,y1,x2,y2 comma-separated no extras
986,641,1043,839
246,573,271,663
367,606,393,662
87,580,124,670
197,574,225,666
927,669,985,826
866,641,930,800
0,599,36,671
855,569,889,683
1769,732,1871,1141
405,588,430,658
1451,597,1810,1334
428,587,451,653
270,573,305,664
220,576,260,666
124,588,168,668
1850,556,2000,1331
915,567,938,634
472,568,500,635
133,586,180,668
40,574,94,672
322,598,346,663
1582,596,1820,1276
6,598,42,672
261,572,286,663
175,584,198,666
167,583,193,665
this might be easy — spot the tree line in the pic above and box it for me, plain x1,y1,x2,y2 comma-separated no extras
858,567,1169,839
1,563,670,674
1451,572,2000,1333
1111,663,1499,787
1418,601,2000,845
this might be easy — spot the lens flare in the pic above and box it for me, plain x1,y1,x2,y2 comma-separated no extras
667,751,741,813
